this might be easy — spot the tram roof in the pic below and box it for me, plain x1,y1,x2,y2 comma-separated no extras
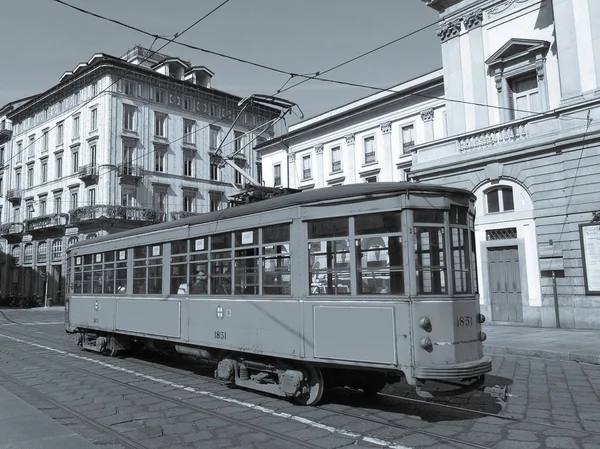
69,182,474,249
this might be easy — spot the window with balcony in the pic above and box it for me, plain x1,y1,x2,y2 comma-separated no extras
121,189,135,207
302,155,311,180
15,171,21,189
154,149,165,172
183,119,196,144
123,105,136,131
88,188,96,206
364,136,376,164
402,125,415,153
26,203,34,219
154,190,166,212
90,144,97,166
12,207,20,223
510,74,541,120
183,193,195,212
154,113,167,137
210,198,220,212
486,186,514,214
331,146,341,172
183,151,194,177
273,164,281,187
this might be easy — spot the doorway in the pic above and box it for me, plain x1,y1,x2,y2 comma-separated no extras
488,246,523,322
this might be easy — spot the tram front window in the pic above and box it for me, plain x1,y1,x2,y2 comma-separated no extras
356,236,404,295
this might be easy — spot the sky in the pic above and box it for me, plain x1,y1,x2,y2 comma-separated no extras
0,0,442,124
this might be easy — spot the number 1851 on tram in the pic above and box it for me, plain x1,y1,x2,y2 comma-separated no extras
65,182,491,405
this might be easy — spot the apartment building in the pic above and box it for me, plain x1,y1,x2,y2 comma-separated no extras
0,45,279,304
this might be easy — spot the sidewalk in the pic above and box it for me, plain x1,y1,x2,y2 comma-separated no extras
483,323,600,365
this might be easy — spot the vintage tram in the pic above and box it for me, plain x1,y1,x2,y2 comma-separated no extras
65,182,491,405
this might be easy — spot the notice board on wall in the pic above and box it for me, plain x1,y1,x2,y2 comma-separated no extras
580,223,600,295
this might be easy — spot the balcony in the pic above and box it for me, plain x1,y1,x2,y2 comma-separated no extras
69,204,166,231
78,163,99,185
23,213,69,236
118,163,144,185
0,222,24,243
170,211,201,221
7,188,21,203
0,121,12,144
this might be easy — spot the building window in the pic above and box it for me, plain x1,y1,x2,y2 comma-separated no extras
123,105,136,131
41,160,48,183
16,141,23,163
210,157,219,181
70,191,78,209
91,81,98,97
57,123,64,145
121,189,135,207
183,193,195,212
364,136,376,164
256,161,263,185
402,125,415,153
183,119,196,144
302,155,311,180
155,113,167,137
52,239,63,260
234,131,243,153
183,151,194,177
331,147,341,172
154,89,165,103
209,126,219,151
72,151,79,174
154,149,165,172
90,109,98,131
12,207,20,223
37,242,47,263
54,196,62,213
73,115,80,139
234,159,244,185
90,144,97,165
42,130,49,153
510,73,541,120
486,187,514,214
365,176,377,183
210,198,220,212
28,135,35,159
183,97,193,111
154,190,166,212
88,188,96,206
24,244,33,264
123,81,136,96
273,164,281,187
15,171,21,189
55,155,63,178
68,237,79,247
26,203,34,219
39,198,47,215
27,165,34,188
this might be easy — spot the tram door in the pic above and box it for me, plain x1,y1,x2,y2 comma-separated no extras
488,246,523,323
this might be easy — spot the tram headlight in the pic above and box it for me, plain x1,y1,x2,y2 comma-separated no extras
419,316,432,331
478,331,487,341
477,313,486,324
420,337,433,350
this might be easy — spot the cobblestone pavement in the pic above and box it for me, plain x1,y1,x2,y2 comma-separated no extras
1,308,600,449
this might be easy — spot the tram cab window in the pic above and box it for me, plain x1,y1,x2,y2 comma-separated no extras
355,212,404,295
414,209,447,295
115,250,127,294
450,205,472,294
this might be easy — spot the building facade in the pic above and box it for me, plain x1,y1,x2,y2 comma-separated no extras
257,0,600,329
0,45,278,305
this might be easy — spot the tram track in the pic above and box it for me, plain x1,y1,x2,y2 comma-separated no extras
2,320,599,449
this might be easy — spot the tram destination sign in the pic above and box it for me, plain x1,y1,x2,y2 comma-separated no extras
579,223,600,295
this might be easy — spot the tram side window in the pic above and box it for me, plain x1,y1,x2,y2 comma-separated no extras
171,239,189,294
133,244,163,295
189,237,208,295
235,229,259,295
211,233,232,295
82,254,93,293
451,206,471,294
74,256,83,294
115,250,127,294
308,217,350,295
262,223,290,295
103,251,115,294
355,212,404,295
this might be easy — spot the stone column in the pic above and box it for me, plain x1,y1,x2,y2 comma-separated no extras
345,134,356,184
379,122,393,180
551,0,583,100
420,109,435,142
464,9,489,129
314,144,324,188
438,18,465,136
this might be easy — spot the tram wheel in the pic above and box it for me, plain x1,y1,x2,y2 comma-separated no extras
361,372,388,395
295,364,325,406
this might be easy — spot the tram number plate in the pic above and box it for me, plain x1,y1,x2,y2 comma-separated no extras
456,316,473,327
214,331,227,340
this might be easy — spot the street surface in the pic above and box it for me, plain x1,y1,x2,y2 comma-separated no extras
0,308,599,449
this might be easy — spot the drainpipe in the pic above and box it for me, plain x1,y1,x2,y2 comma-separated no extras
552,270,560,328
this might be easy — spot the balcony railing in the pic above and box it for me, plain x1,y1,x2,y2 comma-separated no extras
457,123,528,153
7,188,21,202
23,213,69,234
0,121,12,144
69,205,166,224
170,211,201,221
78,163,99,182
0,222,24,241
118,163,144,185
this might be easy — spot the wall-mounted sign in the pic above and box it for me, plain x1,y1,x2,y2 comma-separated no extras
580,223,600,295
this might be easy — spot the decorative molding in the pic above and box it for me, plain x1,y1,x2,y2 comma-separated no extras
494,73,503,93
420,108,435,122
345,133,355,145
487,0,529,18
463,9,483,31
380,121,392,134
315,144,324,155
535,58,546,81
287,152,296,162
436,18,462,43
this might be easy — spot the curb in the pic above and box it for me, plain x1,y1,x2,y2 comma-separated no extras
484,345,600,365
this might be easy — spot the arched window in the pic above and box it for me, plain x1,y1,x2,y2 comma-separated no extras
67,237,79,247
52,239,63,260
12,245,21,265
486,186,514,214
24,243,33,264
37,242,47,263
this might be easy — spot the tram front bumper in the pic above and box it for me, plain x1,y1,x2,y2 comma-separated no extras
413,355,492,381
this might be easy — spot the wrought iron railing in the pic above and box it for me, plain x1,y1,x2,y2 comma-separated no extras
23,213,70,232
69,205,165,224
78,163,99,179
170,211,201,221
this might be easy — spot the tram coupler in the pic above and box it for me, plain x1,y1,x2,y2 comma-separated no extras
484,385,508,401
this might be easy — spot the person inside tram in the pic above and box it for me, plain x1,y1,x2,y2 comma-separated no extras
190,267,208,294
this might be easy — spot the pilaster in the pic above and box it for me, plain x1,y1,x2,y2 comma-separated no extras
287,151,296,189
420,109,435,142
438,18,465,136
314,144,324,188
379,122,393,180
552,0,583,100
463,9,489,129
345,134,356,184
